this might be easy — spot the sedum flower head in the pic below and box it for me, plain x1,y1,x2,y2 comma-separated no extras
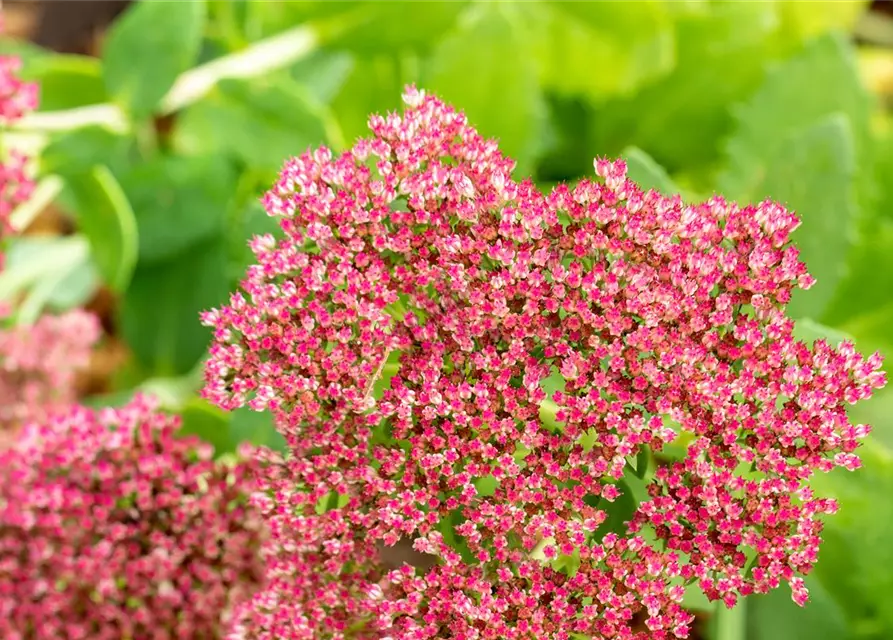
0,396,267,639
205,87,885,639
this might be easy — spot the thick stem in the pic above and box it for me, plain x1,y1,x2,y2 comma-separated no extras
711,599,747,640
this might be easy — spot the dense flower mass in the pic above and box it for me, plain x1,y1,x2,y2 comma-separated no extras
0,309,100,436
0,43,38,234
0,396,267,639
204,87,886,639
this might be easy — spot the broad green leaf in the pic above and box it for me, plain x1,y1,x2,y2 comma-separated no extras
589,479,637,542
806,441,893,637
792,318,853,347
64,165,139,292
535,96,594,183
120,237,229,376
849,387,893,451
19,54,107,111
228,198,283,285
823,220,893,331
425,3,547,175
721,114,857,319
0,236,93,322
172,77,333,171
289,51,355,104
40,126,132,177
102,0,207,117
535,1,675,100
328,2,467,54
721,33,871,177
719,32,871,211
45,260,100,312
747,576,849,640
589,2,781,171
119,154,237,264
229,407,287,452
778,1,868,44
621,146,679,195
180,398,233,455
245,1,355,40
0,37,49,62
871,126,893,224
246,1,466,53
80,389,137,409
330,55,403,147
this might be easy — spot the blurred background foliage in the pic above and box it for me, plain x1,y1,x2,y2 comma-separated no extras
2,1,893,638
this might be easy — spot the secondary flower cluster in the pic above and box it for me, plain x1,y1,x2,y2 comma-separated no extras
0,396,267,639
204,87,885,639
0,309,100,437
0,45,98,446
0,33,268,639
0,45,38,235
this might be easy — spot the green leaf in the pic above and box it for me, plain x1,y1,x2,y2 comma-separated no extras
0,236,93,323
180,398,233,455
823,219,893,333
102,0,207,117
19,54,107,112
172,77,334,170
40,126,132,177
45,260,100,312
590,479,637,542
792,318,853,347
424,3,547,175
330,55,402,148
746,575,850,640
246,2,466,53
0,37,49,63
720,33,870,186
535,96,594,183
621,146,679,195
228,198,283,285
589,2,782,172
778,1,868,44
229,407,287,452
119,155,237,264
721,114,856,319
289,51,355,104
64,165,139,292
535,1,675,100
758,442,893,638
120,237,229,376
330,2,467,54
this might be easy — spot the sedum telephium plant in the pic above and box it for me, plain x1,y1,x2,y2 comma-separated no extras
203,86,886,640
0,396,268,640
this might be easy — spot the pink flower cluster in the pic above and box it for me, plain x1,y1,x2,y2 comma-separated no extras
0,309,100,437
0,396,267,639
0,45,38,234
203,87,885,639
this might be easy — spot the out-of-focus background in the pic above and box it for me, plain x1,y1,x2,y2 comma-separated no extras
2,1,893,638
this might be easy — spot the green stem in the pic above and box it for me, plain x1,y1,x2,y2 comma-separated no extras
9,175,63,233
158,23,319,114
15,104,128,133
712,599,747,640
539,399,561,431
13,19,332,133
